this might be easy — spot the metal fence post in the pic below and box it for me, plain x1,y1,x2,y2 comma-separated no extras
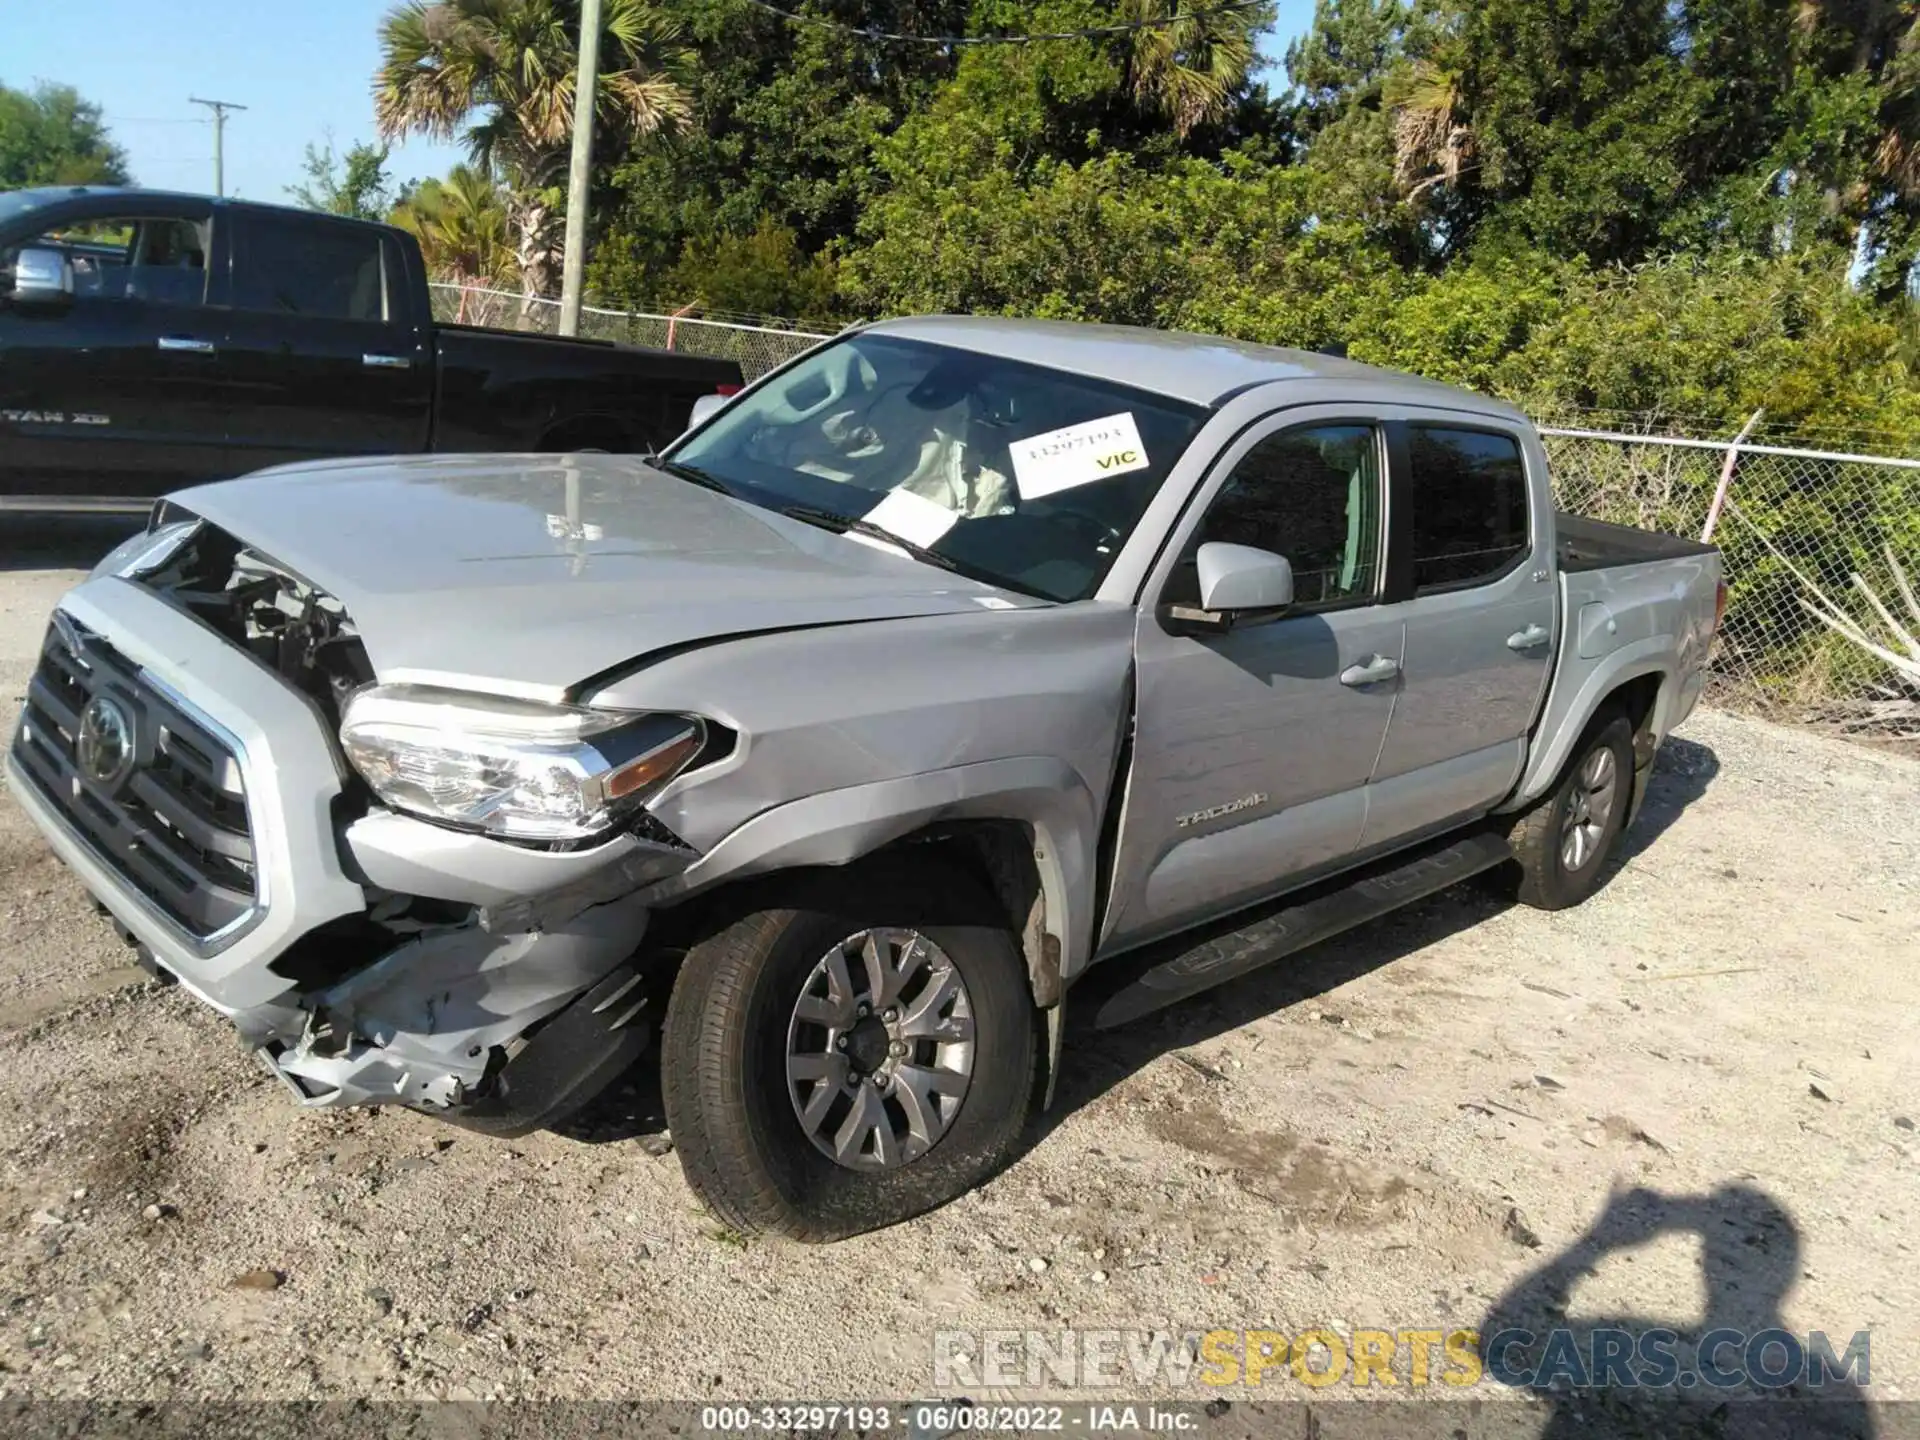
1701,409,1765,543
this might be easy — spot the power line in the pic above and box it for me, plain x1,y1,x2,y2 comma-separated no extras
733,0,1272,46
104,115,211,126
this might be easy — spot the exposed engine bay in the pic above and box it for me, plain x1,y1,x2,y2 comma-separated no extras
130,517,373,729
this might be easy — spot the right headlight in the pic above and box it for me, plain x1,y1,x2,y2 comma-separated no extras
339,684,706,844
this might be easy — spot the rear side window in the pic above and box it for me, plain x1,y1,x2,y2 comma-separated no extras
234,215,387,322
1409,426,1530,591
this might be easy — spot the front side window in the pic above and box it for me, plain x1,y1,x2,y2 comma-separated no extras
234,215,387,322
1164,424,1384,611
1409,426,1530,591
1,214,211,306
665,334,1209,602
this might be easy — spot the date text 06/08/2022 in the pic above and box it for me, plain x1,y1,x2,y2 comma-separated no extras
699,1403,1208,1433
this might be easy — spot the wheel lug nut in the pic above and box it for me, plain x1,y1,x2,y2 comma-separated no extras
889,1040,907,1057
873,1073,888,1089
835,1036,848,1050
883,1008,898,1022
856,1003,870,1018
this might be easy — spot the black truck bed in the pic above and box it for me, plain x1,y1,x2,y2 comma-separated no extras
1555,511,1718,573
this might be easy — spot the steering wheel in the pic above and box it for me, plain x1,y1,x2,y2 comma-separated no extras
1042,503,1126,550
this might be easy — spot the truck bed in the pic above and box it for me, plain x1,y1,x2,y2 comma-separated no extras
1555,511,1718,572
430,325,743,453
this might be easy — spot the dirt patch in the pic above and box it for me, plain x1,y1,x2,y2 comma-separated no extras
1146,1100,1411,1230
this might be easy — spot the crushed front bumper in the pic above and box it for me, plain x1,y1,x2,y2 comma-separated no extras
5,575,687,1134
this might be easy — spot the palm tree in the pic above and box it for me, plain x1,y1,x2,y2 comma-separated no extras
1385,58,1474,202
375,0,692,300
391,163,519,295
1791,1,1920,193
1869,18,1920,199
1122,0,1266,138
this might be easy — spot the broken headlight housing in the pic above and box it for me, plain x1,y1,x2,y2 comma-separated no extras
339,685,706,844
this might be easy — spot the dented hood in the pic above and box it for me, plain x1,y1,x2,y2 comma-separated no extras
173,453,1028,699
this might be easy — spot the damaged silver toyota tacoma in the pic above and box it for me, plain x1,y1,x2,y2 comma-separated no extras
7,317,1723,1240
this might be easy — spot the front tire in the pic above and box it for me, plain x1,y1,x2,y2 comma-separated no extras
661,859,1037,1241
1507,710,1636,911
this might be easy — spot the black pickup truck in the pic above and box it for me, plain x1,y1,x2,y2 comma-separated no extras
0,186,743,511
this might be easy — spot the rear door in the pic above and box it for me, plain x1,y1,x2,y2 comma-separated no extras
1362,416,1555,846
0,196,230,503
1101,412,1402,954
219,210,431,475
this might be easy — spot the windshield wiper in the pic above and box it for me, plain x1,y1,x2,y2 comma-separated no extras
651,458,736,497
777,505,966,575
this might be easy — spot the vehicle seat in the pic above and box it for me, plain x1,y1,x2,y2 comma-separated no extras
124,222,207,306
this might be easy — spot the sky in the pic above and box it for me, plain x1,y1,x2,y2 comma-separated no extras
7,0,1318,204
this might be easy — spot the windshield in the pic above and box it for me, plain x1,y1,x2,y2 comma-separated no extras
0,189,61,231
664,333,1209,602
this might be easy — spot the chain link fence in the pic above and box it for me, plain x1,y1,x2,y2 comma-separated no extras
1543,428,1920,736
428,284,826,380
430,284,1917,738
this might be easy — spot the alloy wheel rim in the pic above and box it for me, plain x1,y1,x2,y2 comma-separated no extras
1560,745,1619,873
785,928,975,1170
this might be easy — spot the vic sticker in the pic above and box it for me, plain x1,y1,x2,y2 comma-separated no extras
1008,413,1149,499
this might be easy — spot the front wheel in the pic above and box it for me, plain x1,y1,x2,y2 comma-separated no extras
1506,710,1636,911
660,859,1037,1241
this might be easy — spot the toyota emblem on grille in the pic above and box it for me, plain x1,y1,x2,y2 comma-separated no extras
76,695,135,788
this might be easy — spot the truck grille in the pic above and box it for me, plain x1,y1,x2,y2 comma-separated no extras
10,614,260,943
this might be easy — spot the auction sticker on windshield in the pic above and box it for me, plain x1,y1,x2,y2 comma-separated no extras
1009,413,1149,499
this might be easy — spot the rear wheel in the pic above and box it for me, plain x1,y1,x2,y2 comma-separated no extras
1507,710,1635,911
661,859,1036,1241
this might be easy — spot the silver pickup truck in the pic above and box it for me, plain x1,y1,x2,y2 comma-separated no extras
6,317,1722,1241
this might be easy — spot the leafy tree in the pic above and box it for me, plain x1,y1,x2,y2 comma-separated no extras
288,134,395,220
662,214,839,320
587,0,972,309
0,81,130,189
375,0,694,297
1285,0,1439,137
1785,1,1920,297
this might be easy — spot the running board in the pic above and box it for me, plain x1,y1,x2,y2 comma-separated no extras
1090,830,1514,1030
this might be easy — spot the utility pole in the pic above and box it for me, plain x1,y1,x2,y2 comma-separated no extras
556,0,603,336
188,96,248,198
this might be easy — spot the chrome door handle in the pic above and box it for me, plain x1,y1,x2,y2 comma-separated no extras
157,336,216,354
1507,624,1551,651
363,353,412,370
1339,655,1401,687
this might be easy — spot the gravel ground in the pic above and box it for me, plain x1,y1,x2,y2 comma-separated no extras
0,517,1915,1415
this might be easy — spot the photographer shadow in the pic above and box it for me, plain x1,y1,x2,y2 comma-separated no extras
1480,1183,1873,1439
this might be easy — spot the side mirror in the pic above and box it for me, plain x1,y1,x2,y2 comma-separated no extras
686,391,732,431
1197,542,1294,612
1164,543,1295,633
8,247,73,308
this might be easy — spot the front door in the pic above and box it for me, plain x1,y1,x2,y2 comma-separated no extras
219,210,431,475
0,198,230,503
1101,415,1401,955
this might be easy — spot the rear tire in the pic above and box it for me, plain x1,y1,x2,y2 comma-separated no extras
661,858,1036,1241
1507,710,1635,911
